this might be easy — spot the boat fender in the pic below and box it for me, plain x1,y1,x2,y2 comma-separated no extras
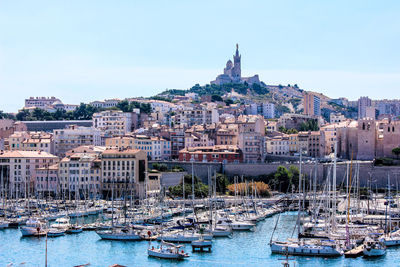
37,227,40,233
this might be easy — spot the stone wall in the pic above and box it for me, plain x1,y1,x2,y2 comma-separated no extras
151,161,400,188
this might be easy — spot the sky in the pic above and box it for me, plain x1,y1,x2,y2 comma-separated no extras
0,0,399,112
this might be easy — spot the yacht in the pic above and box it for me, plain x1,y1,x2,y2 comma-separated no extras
363,238,386,257
216,217,255,231
270,240,343,257
159,230,212,243
148,241,189,259
96,227,141,241
51,217,71,230
48,228,66,237
20,218,48,237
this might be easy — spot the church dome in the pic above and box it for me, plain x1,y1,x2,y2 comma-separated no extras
226,60,233,69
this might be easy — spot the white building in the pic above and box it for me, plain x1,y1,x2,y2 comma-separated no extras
24,97,61,109
89,99,121,109
93,110,133,137
247,102,275,119
330,113,346,123
53,126,102,157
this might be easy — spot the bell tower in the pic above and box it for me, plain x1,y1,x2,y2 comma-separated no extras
232,43,241,79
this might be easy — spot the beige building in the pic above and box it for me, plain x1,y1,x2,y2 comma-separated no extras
237,115,265,162
105,135,171,160
54,125,102,157
59,153,102,199
303,91,321,116
8,131,53,154
266,135,290,155
100,149,147,199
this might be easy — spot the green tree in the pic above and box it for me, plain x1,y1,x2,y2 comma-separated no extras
392,147,400,159
168,174,209,198
211,95,223,102
273,166,293,192
216,173,229,194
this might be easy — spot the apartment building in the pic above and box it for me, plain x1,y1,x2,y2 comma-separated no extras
54,125,102,157
0,151,58,198
303,91,321,116
237,115,265,163
178,145,242,163
93,110,133,137
100,148,147,199
8,131,54,154
59,153,102,199
105,135,171,160
266,136,290,155
34,164,59,196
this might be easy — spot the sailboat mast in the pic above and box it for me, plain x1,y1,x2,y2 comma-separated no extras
332,141,337,230
297,149,302,238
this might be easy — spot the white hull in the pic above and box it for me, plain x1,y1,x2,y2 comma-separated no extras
363,248,386,257
148,249,186,259
0,222,8,229
20,227,47,237
96,231,141,240
211,230,232,237
382,238,400,247
48,229,66,237
159,234,212,243
270,242,343,257
231,223,255,231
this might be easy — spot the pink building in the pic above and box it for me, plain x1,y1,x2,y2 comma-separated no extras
34,164,59,196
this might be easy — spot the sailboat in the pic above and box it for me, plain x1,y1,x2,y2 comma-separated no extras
270,147,343,257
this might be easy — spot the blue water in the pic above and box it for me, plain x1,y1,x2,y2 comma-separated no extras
1,212,399,266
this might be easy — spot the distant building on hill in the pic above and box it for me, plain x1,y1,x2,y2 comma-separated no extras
211,44,260,86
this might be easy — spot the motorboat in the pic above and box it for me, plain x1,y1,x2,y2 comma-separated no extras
216,217,255,231
20,218,48,237
66,225,83,234
51,217,71,230
363,238,386,257
158,231,212,243
148,241,189,259
48,228,66,237
205,226,232,237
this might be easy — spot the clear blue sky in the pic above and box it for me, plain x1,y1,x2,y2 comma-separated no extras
1,0,399,112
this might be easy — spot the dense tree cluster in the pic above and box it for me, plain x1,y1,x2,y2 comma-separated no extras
168,175,209,198
11,100,151,122
299,119,319,131
15,104,99,121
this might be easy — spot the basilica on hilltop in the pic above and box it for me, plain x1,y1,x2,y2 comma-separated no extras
211,44,260,85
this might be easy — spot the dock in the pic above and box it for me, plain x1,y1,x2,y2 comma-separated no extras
344,245,364,258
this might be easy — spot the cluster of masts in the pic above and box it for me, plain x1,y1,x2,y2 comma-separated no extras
270,142,399,260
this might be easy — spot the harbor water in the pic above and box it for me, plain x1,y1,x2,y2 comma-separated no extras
1,212,399,267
